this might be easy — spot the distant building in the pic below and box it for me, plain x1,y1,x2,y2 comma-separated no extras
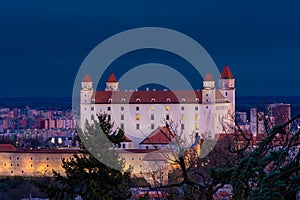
80,65,236,148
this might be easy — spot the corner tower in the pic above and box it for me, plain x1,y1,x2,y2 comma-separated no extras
218,65,235,114
105,73,119,91
80,74,94,129
202,73,216,104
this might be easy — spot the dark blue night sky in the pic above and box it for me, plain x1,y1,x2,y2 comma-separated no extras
0,0,299,97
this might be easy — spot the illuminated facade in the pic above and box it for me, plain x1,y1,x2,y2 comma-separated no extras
0,144,81,176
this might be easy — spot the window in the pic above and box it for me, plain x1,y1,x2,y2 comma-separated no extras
11,171,13,174
31,164,33,167
108,98,112,103
166,106,170,111
181,124,185,130
121,106,124,111
151,124,154,130
136,98,141,103
120,123,124,130
151,114,154,120
47,165,49,167
30,157,33,160
181,98,186,102
132,157,134,161
195,124,199,130
150,106,154,111
122,143,125,149
47,157,49,160
91,115,94,120
181,114,184,121
121,114,124,120
166,98,171,102
181,106,184,111
108,106,111,111
121,98,126,102
151,98,155,102
136,106,139,111
166,114,170,120
136,124,140,130
195,98,199,103
22,170,24,174
206,94,208,97
225,92,228,96
195,114,199,121
17,157,19,160
107,115,111,121
136,114,140,120
139,157,142,161
91,107,94,111
17,164,19,167
195,106,198,111
140,164,142,168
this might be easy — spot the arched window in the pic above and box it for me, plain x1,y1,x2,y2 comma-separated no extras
181,98,186,102
195,98,199,103
121,98,126,102
166,98,171,102
108,98,112,103
136,98,141,103
151,98,155,103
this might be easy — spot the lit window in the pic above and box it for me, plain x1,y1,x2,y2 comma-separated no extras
150,106,154,111
166,106,170,111
181,114,184,121
136,114,140,120
195,114,199,121
195,124,199,130
136,124,140,130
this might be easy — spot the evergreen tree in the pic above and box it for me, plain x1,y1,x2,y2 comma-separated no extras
36,114,132,200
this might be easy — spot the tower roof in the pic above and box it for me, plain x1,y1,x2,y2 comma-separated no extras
82,74,92,82
204,72,214,81
221,65,234,79
107,73,118,82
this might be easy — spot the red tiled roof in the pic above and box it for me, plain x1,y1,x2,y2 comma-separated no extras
94,90,203,104
0,144,16,151
107,73,118,82
221,65,234,79
82,74,92,82
205,72,214,81
140,126,175,145
123,135,132,142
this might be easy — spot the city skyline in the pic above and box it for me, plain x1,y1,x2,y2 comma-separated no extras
0,1,300,97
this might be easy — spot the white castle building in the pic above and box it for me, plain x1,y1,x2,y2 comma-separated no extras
80,65,235,149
